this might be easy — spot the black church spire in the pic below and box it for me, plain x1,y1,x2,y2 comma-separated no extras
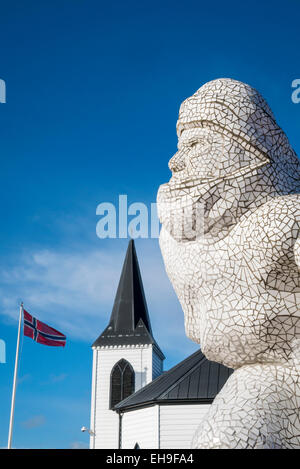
93,240,164,357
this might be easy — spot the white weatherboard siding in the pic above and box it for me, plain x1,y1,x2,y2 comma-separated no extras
121,406,159,449
90,344,156,449
120,404,211,449
89,348,98,449
159,404,210,449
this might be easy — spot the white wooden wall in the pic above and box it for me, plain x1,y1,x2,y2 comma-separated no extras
121,404,211,449
121,406,159,449
90,344,157,449
159,404,211,449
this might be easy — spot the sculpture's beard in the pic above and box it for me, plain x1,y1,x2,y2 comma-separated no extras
157,160,274,243
157,177,245,242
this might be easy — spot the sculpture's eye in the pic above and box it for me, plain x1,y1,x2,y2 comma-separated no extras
182,141,198,150
189,139,208,150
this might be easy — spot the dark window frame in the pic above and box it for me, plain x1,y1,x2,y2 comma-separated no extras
110,359,135,409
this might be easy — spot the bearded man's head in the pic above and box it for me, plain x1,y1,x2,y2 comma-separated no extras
157,78,300,242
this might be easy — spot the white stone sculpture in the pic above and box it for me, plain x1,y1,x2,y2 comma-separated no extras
157,78,300,449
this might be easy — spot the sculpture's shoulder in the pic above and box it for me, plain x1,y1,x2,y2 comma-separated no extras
251,194,299,226
238,195,300,246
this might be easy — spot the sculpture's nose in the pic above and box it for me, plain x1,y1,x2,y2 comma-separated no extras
168,151,186,172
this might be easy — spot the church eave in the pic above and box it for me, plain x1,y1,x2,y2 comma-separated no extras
113,397,214,413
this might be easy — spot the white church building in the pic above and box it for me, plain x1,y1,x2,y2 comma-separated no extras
89,240,232,449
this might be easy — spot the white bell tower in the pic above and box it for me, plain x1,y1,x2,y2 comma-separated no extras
89,240,165,449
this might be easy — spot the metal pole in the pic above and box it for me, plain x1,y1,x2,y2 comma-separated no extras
7,302,23,449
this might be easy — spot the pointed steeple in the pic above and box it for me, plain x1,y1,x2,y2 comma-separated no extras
93,240,164,357
109,239,152,334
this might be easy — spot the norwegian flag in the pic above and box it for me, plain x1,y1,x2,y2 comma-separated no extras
23,309,66,347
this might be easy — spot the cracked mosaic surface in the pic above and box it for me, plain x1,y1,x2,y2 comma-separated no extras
157,78,300,449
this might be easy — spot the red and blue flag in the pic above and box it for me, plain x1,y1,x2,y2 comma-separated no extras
23,309,66,347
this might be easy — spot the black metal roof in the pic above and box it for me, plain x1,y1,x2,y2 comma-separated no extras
114,349,233,412
92,240,164,358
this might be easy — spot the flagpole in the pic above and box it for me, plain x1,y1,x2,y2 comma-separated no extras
7,302,23,449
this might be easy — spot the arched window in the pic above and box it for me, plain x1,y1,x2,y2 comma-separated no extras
110,359,135,408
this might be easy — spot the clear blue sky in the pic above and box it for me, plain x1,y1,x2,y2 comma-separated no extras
0,0,299,449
